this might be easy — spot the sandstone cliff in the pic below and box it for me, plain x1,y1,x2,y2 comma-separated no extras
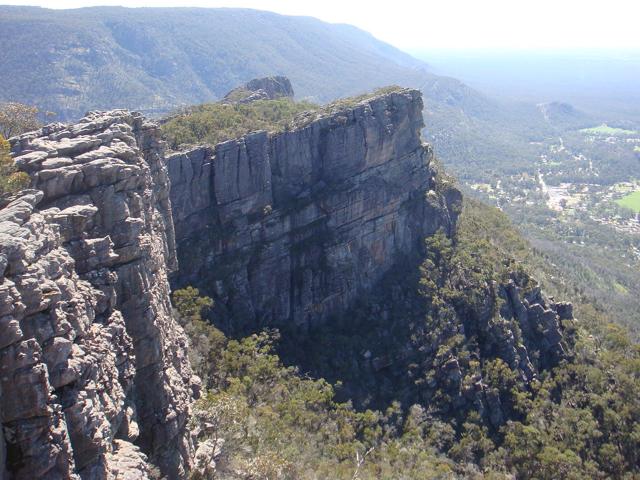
1,88,460,478
167,88,461,331
1,112,196,479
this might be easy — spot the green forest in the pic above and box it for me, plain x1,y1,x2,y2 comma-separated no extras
175,197,640,479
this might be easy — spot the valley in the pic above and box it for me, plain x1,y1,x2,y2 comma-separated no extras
411,48,640,335
460,118,640,333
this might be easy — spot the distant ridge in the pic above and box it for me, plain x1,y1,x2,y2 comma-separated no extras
0,6,430,119
0,5,554,188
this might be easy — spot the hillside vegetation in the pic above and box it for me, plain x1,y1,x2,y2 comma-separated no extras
0,6,427,119
176,198,640,479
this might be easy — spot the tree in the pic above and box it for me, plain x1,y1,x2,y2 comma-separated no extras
172,286,213,323
0,134,29,198
171,286,223,387
0,102,42,138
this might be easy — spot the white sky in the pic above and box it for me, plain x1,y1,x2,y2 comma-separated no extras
3,0,640,49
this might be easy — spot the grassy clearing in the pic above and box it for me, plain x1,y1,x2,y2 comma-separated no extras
616,190,640,213
580,123,637,136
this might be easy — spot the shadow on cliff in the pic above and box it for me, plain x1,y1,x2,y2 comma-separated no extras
207,251,430,412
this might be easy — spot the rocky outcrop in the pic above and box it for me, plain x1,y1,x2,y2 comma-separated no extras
168,88,461,331
0,87,460,478
222,75,295,104
448,273,574,429
1,112,196,479
277,227,575,423
501,275,568,371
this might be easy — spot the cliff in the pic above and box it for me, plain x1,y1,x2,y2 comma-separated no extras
167,88,461,331
0,87,460,478
1,112,196,479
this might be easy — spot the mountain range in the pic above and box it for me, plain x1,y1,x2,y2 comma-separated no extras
0,6,431,118
0,6,569,181
2,5,640,479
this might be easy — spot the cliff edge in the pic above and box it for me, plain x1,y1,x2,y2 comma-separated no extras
1,112,196,479
1,87,461,478
168,88,461,331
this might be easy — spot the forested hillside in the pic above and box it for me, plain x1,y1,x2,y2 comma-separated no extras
0,6,427,118
177,197,640,479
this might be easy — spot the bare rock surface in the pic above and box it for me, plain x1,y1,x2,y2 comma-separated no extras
1,111,196,479
168,88,461,331
222,75,295,103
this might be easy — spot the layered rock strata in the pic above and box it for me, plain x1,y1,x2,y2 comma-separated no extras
168,88,461,331
1,112,196,479
0,87,461,478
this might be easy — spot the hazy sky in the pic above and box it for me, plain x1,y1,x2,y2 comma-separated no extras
4,0,640,50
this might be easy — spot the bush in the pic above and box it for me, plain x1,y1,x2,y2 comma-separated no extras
0,102,40,138
161,98,317,149
0,134,29,198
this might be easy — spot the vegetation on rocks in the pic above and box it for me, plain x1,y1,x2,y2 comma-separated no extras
0,102,40,198
175,198,640,479
0,134,29,198
161,85,416,151
161,98,316,149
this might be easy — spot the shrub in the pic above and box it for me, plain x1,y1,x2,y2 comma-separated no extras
0,134,29,198
161,98,317,149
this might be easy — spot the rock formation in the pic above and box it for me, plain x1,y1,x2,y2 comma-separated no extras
1,112,196,479
168,88,461,332
0,87,460,478
3,86,570,478
222,75,295,104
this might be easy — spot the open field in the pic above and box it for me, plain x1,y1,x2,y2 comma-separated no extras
581,123,637,136
616,190,640,213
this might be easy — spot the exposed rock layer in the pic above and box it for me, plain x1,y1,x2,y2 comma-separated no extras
168,88,461,331
1,88,461,478
1,112,196,479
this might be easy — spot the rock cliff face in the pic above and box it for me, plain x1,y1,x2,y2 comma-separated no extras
168,88,461,331
0,87,461,478
1,112,196,479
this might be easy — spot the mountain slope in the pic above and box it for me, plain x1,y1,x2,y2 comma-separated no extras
6,85,639,480
0,6,429,119
0,6,549,182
